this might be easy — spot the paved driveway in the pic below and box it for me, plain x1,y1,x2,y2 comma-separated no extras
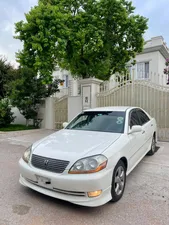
0,129,169,225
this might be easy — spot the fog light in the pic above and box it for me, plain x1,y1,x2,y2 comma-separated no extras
87,190,102,198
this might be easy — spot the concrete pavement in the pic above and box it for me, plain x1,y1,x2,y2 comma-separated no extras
0,129,169,225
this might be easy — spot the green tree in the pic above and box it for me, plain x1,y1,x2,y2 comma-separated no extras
15,0,148,82
10,67,62,127
0,56,19,99
0,99,15,128
0,57,18,127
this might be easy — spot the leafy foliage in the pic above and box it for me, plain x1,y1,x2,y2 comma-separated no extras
10,67,61,126
15,0,148,81
0,56,20,127
164,58,169,85
0,99,15,127
0,56,19,99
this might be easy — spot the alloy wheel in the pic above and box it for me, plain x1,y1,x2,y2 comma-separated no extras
114,166,125,196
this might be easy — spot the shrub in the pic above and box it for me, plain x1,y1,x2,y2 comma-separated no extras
0,99,15,127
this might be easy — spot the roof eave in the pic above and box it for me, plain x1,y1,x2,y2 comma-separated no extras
137,45,169,59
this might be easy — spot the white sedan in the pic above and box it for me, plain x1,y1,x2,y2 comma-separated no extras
19,106,157,207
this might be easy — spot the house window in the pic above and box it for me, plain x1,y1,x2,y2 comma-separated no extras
137,62,149,79
64,75,69,87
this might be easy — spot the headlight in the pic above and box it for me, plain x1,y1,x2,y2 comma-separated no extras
69,155,107,174
23,146,32,163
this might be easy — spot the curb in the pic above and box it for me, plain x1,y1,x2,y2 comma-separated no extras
0,129,55,138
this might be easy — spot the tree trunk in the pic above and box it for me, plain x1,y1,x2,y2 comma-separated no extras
33,119,36,127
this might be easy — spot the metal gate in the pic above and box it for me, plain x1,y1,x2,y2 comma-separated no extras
97,77,169,141
55,96,68,130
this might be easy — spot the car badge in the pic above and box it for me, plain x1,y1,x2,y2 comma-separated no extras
44,159,49,166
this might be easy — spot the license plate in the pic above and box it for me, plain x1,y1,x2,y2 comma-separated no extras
35,175,51,184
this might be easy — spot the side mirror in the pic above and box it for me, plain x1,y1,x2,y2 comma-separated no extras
129,125,142,134
63,122,69,129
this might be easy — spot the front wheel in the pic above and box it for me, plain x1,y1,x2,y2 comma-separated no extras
110,160,126,203
147,135,156,156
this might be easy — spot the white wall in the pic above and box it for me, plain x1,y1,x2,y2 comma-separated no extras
12,104,46,127
68,96,82,122
11,107,26,125
158,52,167,86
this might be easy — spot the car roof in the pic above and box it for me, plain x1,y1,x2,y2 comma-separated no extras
84,106,134,112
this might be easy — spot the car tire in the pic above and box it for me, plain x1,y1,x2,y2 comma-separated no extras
147,135,156,156
110,160,126,203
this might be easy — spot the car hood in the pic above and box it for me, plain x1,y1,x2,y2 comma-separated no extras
32,129,121,162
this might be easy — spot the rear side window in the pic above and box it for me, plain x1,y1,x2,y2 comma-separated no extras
130,110,140,128
137,109,150,125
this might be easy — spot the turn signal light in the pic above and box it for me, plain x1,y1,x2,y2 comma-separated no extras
88,190,102,198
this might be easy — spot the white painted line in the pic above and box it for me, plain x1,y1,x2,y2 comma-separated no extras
8,138,32,143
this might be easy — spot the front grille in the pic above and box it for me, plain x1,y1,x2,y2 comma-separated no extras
31,154,69,173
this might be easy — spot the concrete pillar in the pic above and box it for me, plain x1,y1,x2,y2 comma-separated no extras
45,97,55,129
68,96,82,122
79,78,102,110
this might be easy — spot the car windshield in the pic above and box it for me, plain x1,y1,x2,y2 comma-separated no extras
66,111,126,133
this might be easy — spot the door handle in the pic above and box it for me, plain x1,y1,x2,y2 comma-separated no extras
151,124,153,127
142,130,145,134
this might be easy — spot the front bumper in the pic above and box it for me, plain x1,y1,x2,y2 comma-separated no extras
19,158,113,207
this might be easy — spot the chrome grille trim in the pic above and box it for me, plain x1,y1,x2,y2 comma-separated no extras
31,154,69,173
53,188,86,196
25,178,38,184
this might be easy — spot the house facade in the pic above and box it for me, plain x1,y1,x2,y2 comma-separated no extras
52,66,80,96
128,36,169,85
52,36,169,94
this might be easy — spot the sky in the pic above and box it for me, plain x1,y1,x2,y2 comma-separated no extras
0,0,169,67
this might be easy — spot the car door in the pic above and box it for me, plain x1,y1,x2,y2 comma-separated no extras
128,109,146,171
136,109,152,152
